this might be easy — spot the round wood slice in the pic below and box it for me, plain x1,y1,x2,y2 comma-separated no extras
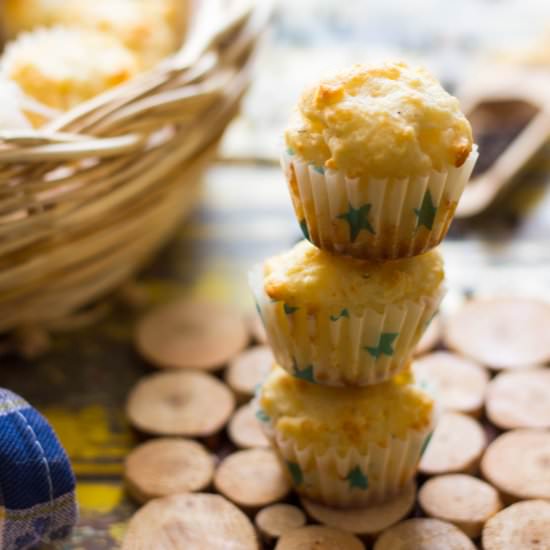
419,412,487,476
135,300,249,370
486,368,550,429
413,352,489,417
122,493,259,550
248,311,267,344
225,346,273,401
415,315,442,356
275,526,365,550
228,403,269,449
481,429,550,502
374,518,476,550
124,438,215,503
255,504,306,544
418,474,502,538
126,370,235,437
482,500,550,550
444,298,550,369
214,448,290,508
300,481,415,536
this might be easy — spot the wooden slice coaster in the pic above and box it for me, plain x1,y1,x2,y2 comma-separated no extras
444,298,550,369
419,412,487,476
275,526,365,550
486,368,550,429
481,429,550,503
482,500,550,550
126,370,235,437
214,448,290,508
256,504,306,544
418,474,502,539
248,311,267,344
225,346,274,401
124,438,215,503
228,403,269,449
135,300,249,370
413,352,489,417
415,315,442,356
121,493,259,550
374,518,476,550
301,480,415,536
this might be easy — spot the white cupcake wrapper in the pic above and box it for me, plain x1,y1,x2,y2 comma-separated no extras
249,266,444,386
255,397,439,508
282,147,478,260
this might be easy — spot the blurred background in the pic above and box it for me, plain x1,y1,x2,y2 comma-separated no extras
3,0,550,547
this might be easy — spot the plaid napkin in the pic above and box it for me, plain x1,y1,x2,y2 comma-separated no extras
0,388,77,549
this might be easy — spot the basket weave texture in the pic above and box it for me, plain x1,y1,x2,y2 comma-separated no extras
0,0,271,332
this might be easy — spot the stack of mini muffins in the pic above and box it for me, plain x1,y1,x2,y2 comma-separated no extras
252,61,477,508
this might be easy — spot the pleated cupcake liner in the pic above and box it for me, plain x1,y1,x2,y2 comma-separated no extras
249,266,444,386
254,395,439,509
281,147,478,260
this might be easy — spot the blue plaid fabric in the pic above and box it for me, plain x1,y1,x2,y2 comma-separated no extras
0,388,77,549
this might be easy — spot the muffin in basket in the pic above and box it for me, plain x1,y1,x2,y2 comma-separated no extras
61,0,183,69
1,26,139,121
4,0,183,69
283,61,477,260
256,365,437,508
250,240,444,386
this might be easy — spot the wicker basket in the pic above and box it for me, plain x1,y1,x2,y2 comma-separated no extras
0,0,271,333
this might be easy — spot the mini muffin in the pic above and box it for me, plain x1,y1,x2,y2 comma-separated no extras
1,27,139,117
4,0,182,69
62,0,182,69
283,61,477,260
250,240,444,386
256,365,437,508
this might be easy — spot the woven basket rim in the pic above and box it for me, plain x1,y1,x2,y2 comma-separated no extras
0,0,272,156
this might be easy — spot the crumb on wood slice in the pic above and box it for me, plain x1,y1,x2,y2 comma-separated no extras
300,480,416,536
126,370,235,437
419,412,487,476
124,438,215,504
214,448,290,509
418,474,502,539
121,493,259,550
135,300,249,370
482,500,550,550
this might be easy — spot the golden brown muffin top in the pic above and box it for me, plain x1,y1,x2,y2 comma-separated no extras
285,61,473,179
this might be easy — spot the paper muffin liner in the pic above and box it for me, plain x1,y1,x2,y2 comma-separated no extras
281,147,478,260
254,393,439,508
249,266,444,386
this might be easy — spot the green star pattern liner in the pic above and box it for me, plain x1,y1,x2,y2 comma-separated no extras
415,190,438,231
346,466,369,490
249,264,445,386
365,332,399,358
281,147,478,260
337,203,375,243
267,414,438,508
293,363,316,384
